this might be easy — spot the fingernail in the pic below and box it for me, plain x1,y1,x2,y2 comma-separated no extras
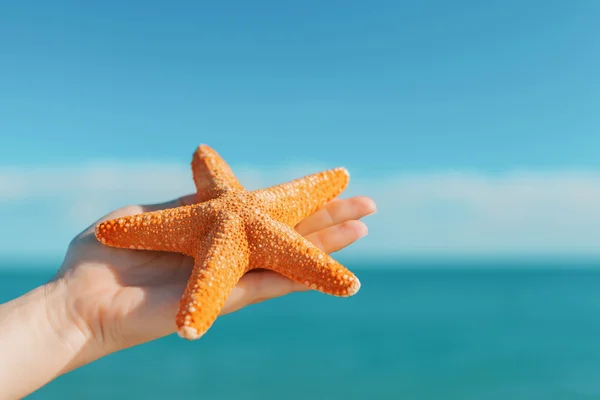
358,224,369,238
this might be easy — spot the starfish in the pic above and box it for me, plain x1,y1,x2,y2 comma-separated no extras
95,145,361,340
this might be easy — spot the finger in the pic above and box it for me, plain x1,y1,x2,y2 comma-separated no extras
304,220,368,254
246,271,311,306
221,270,309,315
295,196,376,236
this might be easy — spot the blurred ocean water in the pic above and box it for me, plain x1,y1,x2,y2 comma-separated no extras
3,265,600,400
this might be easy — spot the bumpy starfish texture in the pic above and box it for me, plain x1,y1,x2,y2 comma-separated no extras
95,145,361,340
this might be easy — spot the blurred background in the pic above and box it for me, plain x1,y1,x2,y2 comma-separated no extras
1,1,600,399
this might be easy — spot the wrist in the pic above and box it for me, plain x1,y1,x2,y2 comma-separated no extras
41,278,105,374
0,279,101,399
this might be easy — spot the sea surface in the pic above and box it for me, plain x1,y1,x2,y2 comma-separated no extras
3,264,600,400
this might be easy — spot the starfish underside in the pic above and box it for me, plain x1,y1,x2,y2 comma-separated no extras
95,145,361,340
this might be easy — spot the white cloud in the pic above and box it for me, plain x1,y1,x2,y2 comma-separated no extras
347,171,600,257
1,162,600,263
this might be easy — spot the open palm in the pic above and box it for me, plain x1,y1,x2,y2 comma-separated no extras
55,193,376,353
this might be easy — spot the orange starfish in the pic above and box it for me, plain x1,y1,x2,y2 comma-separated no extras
95,145,361,340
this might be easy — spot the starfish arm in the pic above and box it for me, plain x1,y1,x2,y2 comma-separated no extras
176,214,250,340
95,204,211,256
252,167,350,227
248,217,360,297
192,144,245,202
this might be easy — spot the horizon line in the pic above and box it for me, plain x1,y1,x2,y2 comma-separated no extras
2,254,600,271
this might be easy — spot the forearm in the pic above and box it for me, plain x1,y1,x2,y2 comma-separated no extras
0,280,98,399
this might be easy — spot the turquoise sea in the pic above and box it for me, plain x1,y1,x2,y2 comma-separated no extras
3,263,600,400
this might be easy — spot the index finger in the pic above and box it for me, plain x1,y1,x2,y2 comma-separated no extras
295,196,376,236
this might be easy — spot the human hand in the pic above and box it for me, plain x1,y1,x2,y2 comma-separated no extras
50,193,376,363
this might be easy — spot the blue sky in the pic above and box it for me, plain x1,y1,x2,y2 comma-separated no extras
1,1,600,264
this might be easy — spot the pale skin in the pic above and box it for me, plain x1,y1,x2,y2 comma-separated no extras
0,193,376,400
